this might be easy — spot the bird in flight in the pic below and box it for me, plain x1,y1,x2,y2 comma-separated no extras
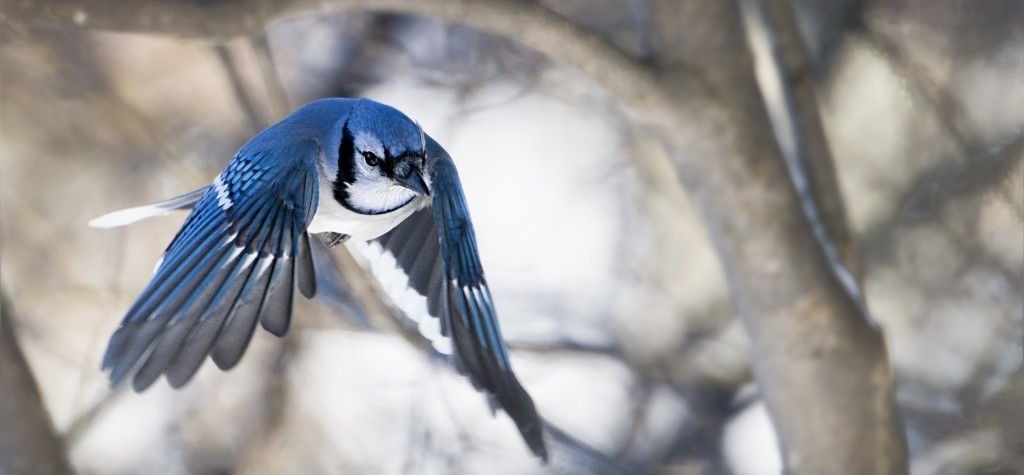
90,98,547,461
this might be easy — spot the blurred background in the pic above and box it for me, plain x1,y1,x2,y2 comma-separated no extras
1,1,1021,474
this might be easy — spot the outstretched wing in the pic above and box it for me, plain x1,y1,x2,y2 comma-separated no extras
373,143,547,461
102,140,319,391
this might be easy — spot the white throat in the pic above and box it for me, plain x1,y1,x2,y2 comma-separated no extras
344,179,417,215
308,174,427,240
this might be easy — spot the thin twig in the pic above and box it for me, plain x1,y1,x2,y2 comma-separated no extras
543,420,632,475
63,384,129,447
858,24,1024,226
507,339,621,357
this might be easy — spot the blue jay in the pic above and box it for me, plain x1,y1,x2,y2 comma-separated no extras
91,98,547,461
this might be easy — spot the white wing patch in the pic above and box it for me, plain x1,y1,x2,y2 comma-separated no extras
355,240,452,355
213,174,233,210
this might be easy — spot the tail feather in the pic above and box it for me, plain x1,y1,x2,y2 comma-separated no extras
89,186,209,228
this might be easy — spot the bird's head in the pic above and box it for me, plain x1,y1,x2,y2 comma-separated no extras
329,99,430,215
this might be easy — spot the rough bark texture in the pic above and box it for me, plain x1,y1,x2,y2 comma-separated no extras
0,293,74,475
744,0,861,277
733,0,909,470
634,5,906,474
3,1,910,473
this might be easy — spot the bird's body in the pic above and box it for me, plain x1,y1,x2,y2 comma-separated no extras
91,98,547,461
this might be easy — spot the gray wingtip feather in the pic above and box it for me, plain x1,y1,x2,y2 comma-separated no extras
297,233,317,299
211,261,273,370
259,258,294,337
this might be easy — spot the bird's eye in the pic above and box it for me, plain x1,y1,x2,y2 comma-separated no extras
362,151,380,167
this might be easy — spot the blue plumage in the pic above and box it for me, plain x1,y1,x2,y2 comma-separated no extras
95,98,546,461
102,135,318,390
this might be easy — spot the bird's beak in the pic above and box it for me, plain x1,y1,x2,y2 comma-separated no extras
396,167,430,196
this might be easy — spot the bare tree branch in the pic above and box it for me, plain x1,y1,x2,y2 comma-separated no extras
660,2,907,473
0,290,74,475
62,384,129,448
853,17,1024,289
3,0,687,124
861,135,1024,265
859,20,1024,214
742,0,864,285
543,421,631,475
733,2,909,470
507,338,621,358
858,19,977,155
856,19,1024,231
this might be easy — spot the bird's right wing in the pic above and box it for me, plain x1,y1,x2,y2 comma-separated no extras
101,140,319,391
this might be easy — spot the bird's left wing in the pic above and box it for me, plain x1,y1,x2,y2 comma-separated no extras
371,143,547,461
102,141,319,391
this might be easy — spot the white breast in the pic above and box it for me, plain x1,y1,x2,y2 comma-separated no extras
307,176,427,240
